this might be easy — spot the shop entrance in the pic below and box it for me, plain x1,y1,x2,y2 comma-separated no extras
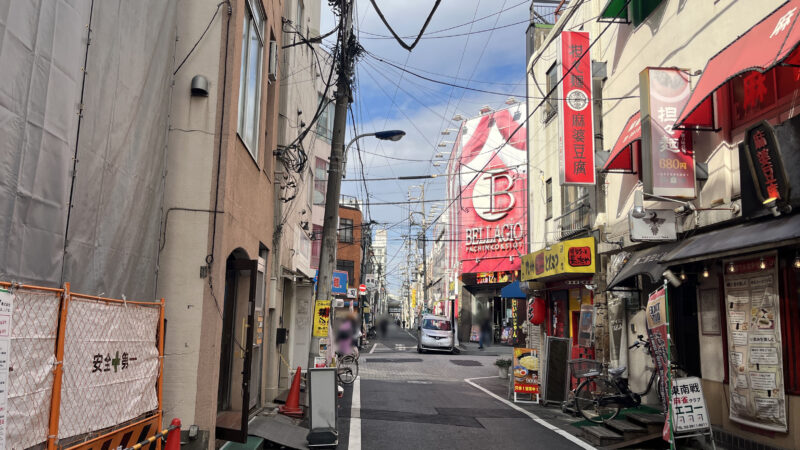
216,250,257,443
670,283,701,377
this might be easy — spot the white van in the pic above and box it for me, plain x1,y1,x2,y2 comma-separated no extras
417,314,454,354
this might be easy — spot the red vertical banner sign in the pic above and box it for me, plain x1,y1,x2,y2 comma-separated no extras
559,31,595,185
640,68,696,199
647,286,674,444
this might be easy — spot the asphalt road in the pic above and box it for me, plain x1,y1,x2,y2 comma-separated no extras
337,324,590,450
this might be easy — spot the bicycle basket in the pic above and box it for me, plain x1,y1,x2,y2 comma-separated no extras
568,359,602,378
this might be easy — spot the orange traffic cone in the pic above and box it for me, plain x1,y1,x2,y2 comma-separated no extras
279,367,304,418
165,418,181,450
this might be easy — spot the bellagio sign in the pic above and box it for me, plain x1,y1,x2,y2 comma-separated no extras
455,104,528,274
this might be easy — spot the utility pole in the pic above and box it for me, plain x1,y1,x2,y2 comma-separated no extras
310,0,353,369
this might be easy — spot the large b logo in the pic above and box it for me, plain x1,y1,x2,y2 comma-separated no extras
473,169,515,221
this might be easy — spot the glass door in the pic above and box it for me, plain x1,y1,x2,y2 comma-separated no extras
216,258,257,443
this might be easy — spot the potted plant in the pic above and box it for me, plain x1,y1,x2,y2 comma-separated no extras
494,358,512,379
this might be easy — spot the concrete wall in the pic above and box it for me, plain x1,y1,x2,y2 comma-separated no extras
159,0,227,427
158,0,284,443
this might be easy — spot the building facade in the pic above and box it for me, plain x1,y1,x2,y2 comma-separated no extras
272,0,333,398
525,1,800,447
157,0,285,444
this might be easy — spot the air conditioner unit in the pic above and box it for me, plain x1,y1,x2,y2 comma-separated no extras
268,40,278,82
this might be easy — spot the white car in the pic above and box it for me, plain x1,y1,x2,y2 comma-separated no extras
417,315,455,354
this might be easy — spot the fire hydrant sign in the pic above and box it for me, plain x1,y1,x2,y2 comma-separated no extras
670,377,710,433
0,290,12,449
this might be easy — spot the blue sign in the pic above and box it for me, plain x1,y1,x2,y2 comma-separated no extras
315,270,348,294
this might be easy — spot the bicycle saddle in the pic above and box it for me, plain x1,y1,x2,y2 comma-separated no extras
608,366,626,377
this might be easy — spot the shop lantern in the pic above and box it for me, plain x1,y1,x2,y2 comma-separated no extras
528,296,546,325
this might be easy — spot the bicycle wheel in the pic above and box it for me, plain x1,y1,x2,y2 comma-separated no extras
337,355,359,384
575,377,621,424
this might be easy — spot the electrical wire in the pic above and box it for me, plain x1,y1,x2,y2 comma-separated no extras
423,0,634,235
174,1,230,76
357,0,529,39
366,50,638,101
368,0,442,51
360,17,530,42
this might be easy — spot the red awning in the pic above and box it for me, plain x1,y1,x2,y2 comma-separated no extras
602,111,641,172
676,0,800,128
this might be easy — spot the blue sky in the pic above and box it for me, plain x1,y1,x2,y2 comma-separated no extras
320,1,531,293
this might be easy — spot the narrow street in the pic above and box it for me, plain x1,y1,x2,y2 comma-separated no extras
337,325,592,450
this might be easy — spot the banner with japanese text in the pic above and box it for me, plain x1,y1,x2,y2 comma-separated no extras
723,253,786,432
640,68,696,198
558,31,595,185
646,287,670,416
58,298,159,439
313,300,332,337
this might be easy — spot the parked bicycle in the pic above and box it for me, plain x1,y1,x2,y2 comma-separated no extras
336,351,359,385
574,334,687,424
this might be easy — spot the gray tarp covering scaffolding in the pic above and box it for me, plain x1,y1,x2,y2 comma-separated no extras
0,0,177,300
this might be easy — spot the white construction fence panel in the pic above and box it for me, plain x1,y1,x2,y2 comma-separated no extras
6,289,60,450
58,299,159,439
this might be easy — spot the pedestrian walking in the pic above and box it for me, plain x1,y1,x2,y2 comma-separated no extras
478,313,492,350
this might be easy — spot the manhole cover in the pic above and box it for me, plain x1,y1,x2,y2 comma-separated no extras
449,360,482,367
366,358,423,363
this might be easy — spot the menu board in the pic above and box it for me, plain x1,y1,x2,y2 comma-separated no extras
723,253,786,432
512,347,540,396
670,377,710,433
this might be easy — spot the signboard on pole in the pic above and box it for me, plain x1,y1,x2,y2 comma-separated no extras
743,121,790,204
313,300,332,337
558,31,595,186
629,209,677,242
365,274,377,290
640,68,696,199
358,284,366,295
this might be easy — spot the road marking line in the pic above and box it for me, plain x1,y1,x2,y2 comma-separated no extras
369,343,377,354
403,329,418,341
464,377,596,450
349,376,361,450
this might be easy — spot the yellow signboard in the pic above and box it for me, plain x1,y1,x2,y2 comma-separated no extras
411,289,417,309
312,300,331,337
521,236,595,281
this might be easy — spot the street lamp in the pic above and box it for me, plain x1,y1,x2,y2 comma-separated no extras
344,130,406,177
311,128,405,368
347,130,405,151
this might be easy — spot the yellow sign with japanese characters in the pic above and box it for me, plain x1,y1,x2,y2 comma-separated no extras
312,300,331,337
521,237,596,281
